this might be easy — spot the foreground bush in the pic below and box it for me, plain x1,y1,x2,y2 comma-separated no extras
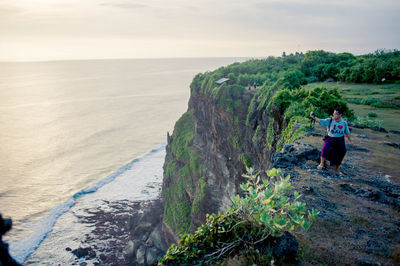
160,168,319,265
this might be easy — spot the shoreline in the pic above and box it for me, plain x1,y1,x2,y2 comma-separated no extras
15,144,166,264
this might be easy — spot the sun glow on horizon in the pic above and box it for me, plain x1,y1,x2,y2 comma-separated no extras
0,0,399,61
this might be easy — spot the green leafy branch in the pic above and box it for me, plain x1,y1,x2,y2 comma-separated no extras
231,167,319,239
160,167,319,265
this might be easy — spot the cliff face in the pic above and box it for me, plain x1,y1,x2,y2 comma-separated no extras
160,80,400,265
161,84,282,243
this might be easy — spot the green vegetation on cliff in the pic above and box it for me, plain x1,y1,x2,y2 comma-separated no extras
160,168,318,265
191,177,206,214
189,50,399,151
163,109,204,235
191,50,400,99
300,49,400,83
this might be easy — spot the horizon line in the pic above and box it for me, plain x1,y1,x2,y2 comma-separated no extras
0,56,261,64
1,48,394,63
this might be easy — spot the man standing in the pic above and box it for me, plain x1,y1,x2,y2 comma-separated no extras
310,109,354,173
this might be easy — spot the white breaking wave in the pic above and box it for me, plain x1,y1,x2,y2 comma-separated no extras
9,143,166,264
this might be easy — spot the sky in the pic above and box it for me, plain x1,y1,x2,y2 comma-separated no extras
0,0,399,61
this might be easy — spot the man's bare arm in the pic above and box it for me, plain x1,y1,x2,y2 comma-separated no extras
310,112,320,123
346,133,354,146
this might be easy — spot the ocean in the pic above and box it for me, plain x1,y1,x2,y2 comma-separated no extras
0,57,245,264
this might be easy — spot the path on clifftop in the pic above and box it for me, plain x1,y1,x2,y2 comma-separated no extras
273,125,400,265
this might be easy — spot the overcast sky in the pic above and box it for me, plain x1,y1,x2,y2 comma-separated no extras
0,0,399,61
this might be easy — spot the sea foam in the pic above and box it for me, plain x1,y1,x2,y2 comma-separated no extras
9,143,166,263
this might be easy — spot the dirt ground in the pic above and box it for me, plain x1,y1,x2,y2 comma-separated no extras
287,125,400,265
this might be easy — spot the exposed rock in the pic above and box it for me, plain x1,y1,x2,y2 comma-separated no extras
349,123,368,129
272,142,320,168
72,247,95,259
271,232,298,263
340,183,357,193
349,123,389,133
306,131,323,137
385,142,400,149
302,186,315,194
148,223,168,251
146,247,161,265
347,145,370,152
371,126,388,133
358,259,380,266
136,245,146,265
123,240,136,259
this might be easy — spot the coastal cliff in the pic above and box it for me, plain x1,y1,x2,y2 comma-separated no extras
66,51,400,265
162,84,275,243
159,51,400,264
160,87,400,264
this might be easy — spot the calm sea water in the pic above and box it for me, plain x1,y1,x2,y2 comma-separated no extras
0,58,245,263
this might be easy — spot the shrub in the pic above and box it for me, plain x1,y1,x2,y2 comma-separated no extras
371,102,398,109
160,168,319,265
214,84,244,113
353,116,383,128
279,69,307,90
306,76,319,83
361,97,381,105
367,112,378,118
346,98,363,104
273,87,354,121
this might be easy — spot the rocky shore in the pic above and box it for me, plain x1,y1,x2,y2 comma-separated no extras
68,199,167,266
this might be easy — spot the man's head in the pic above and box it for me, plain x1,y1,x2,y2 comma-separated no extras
1,214,12,237
333,109,343,120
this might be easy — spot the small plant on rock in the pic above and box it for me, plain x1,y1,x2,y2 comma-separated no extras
231,167,319,238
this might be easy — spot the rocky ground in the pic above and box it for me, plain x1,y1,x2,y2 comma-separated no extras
273,125,400,265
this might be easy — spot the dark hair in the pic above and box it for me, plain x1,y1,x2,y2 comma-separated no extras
334,108,344,115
